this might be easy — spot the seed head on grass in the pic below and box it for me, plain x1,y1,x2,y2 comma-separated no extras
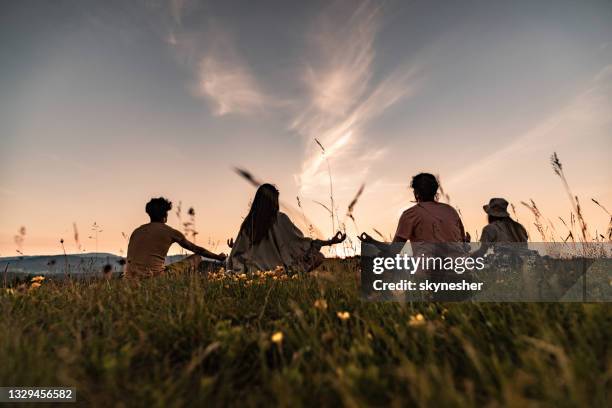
234,167,262,187
346,184,365,223
550,152,588,242
14,226,26,255
521,199,548,241
73,222,81,252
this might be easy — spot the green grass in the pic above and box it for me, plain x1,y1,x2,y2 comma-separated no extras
1,259,610,407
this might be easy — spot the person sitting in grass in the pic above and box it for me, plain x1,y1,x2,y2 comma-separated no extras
227,183,346,274
125,197,226,278
358,172,468,246
471,197,528,257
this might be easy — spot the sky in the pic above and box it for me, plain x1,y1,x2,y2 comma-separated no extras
1,0,611,256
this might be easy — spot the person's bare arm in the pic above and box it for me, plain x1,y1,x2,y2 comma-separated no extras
177,237,226,261
357,232,407,245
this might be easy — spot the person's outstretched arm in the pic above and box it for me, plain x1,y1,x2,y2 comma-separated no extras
313,231,347,249
357,232,407,245
177,237,226,261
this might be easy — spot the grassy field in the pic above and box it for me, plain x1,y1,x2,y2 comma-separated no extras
1,259,610,407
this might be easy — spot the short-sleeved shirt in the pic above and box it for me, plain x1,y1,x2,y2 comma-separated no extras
126,222,185,277
394,201,465,242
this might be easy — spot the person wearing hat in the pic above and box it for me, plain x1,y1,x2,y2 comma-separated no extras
472,198,528,257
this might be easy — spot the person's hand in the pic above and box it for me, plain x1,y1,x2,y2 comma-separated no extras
227,238,234,248
330,231,347,244
216,253,227,262
357,232,376,243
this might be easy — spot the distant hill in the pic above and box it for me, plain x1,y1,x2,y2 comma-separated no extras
0,253,189,276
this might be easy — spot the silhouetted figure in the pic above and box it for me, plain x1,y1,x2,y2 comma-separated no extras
227,184,346,273
125,197,225,278
359,173,468,245
472,198,528,257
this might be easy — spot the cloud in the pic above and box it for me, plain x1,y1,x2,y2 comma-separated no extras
195,53,268,116
166,21,271,116
291,1,423,195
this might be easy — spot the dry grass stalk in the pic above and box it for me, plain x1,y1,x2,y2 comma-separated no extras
60,238,69,277
520,200,547,241
314,138,336,236
591,198,612,241
14,226,26,255
550,152,588,242
296,196,315,238
435,174,451,203
73,222,82,252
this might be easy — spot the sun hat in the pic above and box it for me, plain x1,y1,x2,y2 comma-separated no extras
483,198,510,217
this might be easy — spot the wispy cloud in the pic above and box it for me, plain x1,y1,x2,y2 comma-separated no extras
291,1,423,194
195,52,268,116
166,22,271,116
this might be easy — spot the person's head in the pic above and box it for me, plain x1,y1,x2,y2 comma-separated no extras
411,173,439,202
145,197,172,223
483,197,528,242
483,198,510,223
240,184,280,245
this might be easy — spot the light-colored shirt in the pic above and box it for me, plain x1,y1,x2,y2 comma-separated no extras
126,222,184,277
227,212,320,274
394,201,465,242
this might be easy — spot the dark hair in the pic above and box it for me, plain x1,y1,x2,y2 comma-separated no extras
488,215,528,242
145,197,172,222
239,184,280,245
411,173,439,202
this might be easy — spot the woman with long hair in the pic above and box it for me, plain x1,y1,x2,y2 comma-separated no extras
227,183,346,273
472,198,528,257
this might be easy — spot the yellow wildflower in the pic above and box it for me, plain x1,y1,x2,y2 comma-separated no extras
336,311,350,321
408,313,426,327
314,299,328,310
271,331,284,344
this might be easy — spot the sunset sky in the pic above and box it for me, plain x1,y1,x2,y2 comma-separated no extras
1,0,611,256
